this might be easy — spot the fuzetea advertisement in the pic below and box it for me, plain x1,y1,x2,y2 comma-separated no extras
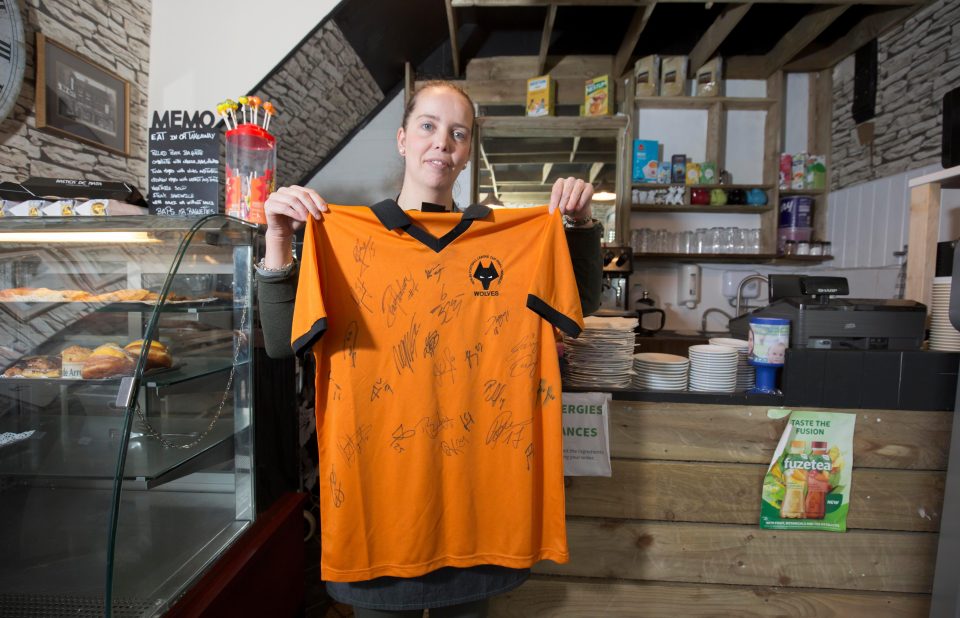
760,410,856,532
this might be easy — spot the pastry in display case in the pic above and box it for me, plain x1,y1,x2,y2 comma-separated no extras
0,215,257,615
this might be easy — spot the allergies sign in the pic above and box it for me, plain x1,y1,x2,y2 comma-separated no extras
561,392,612,477
760,410,856,532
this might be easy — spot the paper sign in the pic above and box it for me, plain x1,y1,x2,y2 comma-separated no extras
561,392,612,477
760,409,856,532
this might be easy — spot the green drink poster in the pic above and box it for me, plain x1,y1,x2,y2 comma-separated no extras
760,410,856,532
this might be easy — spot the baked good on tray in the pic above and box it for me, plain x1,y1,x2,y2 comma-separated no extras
81,343,135,379
60,345,93,363
0,287,91,302
124,340,173,369
91,288,152,302
3,355,61,378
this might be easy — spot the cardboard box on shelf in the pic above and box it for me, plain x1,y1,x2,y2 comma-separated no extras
526,75,555,117
584,75,612,116
632,140,660,183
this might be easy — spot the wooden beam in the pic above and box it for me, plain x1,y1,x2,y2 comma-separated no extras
724,55,766,79
905,182,941,308
443,0,461,77
485,152,619,164
541,163,554,184
785,6,916,71
477,114,627,138
569,136,581,163
565,459,945,532
608,401,952,470
453,0,921,6
688,3,752,72
404,62,414,107
479,143,499,197
758,4,849,77
466,55,613,80
613,3,656,79
588,162,605,184
537,4,558,75
808,69,832,243
542,519,936,593
491,579,931,617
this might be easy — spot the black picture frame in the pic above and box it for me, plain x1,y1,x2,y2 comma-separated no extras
35,32,130,155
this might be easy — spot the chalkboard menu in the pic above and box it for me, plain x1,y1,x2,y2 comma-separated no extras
148,110,220,216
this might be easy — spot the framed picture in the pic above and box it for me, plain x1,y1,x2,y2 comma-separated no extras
35,32,129,155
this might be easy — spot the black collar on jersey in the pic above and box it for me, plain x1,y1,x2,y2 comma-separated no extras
370,199,491,253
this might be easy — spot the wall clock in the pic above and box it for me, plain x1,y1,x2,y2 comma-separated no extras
0,0,26,124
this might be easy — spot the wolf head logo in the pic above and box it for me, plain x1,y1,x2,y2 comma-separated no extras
472,261,500,290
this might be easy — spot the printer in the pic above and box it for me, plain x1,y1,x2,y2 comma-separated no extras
729,275,927,350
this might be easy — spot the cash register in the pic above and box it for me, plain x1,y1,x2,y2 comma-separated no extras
728,275,927,350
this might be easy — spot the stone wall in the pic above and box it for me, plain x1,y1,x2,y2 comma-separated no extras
0,1,151,188
831,0,960,190
253,21,383,187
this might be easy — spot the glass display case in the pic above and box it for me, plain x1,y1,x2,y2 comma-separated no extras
0,216,257,616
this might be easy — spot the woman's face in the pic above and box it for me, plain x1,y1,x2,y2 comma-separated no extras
397,87,473,193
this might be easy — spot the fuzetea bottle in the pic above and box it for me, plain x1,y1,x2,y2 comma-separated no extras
780,440,807,519
804,441,830,519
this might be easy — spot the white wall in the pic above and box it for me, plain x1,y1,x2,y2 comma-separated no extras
148,0,339,113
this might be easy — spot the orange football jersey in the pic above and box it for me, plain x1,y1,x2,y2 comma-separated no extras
291,200,583,582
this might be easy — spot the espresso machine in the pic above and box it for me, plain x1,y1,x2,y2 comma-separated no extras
598,246,632,315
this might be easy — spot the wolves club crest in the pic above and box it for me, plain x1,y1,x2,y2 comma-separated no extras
468,255,504,296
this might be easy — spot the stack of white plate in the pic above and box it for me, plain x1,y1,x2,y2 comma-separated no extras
563,316,638,389
687,344,739,392
708,337,755,391
631,352,689,391
930,277,960,351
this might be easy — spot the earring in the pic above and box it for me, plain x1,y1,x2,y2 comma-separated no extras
400,148,405,156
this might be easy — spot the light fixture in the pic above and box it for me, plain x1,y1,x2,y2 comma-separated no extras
593,191,617,201
0,232,159,243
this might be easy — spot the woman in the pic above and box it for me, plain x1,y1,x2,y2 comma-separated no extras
257,81,601,618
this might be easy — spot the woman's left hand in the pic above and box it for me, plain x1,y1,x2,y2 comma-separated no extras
549,177,593,220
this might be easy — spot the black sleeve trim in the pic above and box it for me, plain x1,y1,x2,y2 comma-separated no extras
527,294,582,338
292,318,328,357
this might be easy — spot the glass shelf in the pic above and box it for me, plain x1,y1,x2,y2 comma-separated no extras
0,358,244,390
0,415,237,489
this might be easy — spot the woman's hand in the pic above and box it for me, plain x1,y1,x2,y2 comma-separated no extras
262,185,328,268
548,177,593,221
264,185,328,240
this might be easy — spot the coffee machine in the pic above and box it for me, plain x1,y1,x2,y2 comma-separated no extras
599,246,632,314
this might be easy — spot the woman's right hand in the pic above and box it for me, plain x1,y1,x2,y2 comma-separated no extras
264,185,329,239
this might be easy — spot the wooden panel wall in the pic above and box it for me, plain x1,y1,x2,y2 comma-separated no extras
490,401,952,617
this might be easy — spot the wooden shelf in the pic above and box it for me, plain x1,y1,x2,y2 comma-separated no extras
631,204,773,214
780,188,826,196
633,253,834,264
476,114,628,138
634,97,775,111
633,183,772,190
